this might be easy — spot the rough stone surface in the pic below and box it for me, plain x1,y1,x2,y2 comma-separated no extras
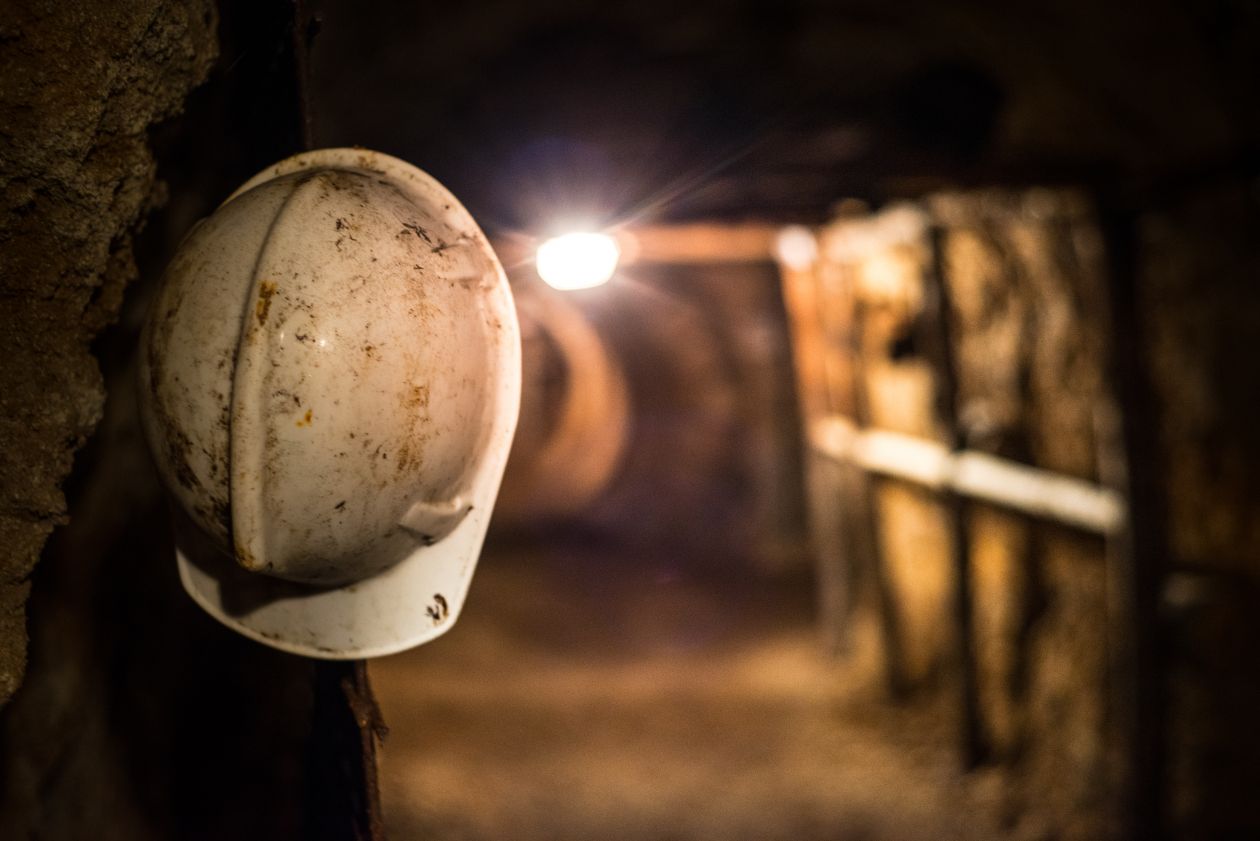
795,191,1120,839
935,191,1116,838
796,183,1260,838
934,190,1110,480
0,1,216,704
1142,183,1260,836
1142,183,1260,573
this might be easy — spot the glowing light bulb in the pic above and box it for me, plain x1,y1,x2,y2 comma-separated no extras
775,225,817,271
536,232,620,291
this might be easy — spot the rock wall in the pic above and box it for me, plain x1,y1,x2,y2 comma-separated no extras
0,0,216,705
1142,181,1260,838
932,192,1116,839
786,194,1144,837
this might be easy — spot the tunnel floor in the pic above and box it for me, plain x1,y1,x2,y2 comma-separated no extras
370,538,1007,841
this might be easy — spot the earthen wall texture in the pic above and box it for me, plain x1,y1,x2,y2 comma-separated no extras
0,1,216,703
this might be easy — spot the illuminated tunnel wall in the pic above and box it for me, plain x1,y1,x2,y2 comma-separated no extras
782,187,1260,839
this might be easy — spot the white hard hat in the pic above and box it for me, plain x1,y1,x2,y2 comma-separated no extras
139,148,521,659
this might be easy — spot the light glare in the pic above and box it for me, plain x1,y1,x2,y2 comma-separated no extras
775,225,818,271
537,232,620,290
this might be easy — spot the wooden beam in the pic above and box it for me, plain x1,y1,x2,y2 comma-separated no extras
619,223,781,265
491,222,784,277
808,417,1126,535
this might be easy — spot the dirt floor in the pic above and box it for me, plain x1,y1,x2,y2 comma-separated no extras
370,536,1008,841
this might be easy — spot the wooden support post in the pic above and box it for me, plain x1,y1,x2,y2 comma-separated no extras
781,255,862,660
1096,199,1168,841
922,225,988,768
832,260,910,695
306,661,389,841
805,447,851,658
816,260,863,660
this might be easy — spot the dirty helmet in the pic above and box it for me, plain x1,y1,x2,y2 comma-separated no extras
139,148,521,659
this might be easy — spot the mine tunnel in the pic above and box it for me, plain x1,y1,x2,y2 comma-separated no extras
2,1,1259,840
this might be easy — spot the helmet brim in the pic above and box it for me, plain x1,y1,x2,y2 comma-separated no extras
175,493,497,659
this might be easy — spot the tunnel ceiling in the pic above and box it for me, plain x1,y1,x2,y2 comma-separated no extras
307,0,1259,230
